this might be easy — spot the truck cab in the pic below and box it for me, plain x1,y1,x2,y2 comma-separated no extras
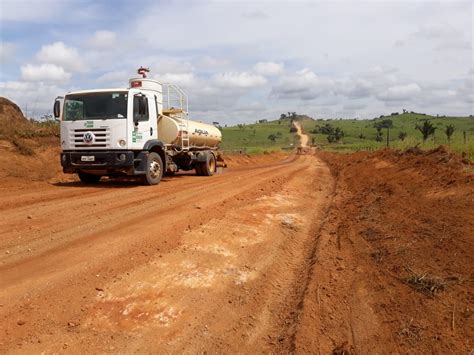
55,68,224,185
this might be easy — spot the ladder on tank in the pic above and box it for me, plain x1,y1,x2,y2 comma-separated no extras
162,83,190,151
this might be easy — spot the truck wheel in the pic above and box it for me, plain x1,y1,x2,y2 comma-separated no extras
143,152,163,185
195,164,203,176
201,153,216,176
78,171,101,184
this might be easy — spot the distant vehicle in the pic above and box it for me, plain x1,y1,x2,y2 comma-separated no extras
54,67,225,185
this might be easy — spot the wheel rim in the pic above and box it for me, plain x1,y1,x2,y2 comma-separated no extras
209,157,215,172
149,159,161,179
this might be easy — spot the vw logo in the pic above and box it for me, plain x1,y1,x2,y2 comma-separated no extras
83,131,95,145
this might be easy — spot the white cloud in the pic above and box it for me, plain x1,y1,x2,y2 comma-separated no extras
336,78,373,99
97,70,128,84
377,83,421,102
242,10,269,19
88,30,117,49
254,62,284,76
343,101,367,110
271,68,334,100
21,64,71,82
0,80,66,115
196,56,232,71
212,72,266,89
156,72,197,88
36,42,86,72
0,42,16,63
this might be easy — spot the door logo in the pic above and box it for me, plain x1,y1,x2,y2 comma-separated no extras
83,132,95,145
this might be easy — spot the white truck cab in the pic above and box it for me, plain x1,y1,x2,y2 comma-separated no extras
55,68,225,185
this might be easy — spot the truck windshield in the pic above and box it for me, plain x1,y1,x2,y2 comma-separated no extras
63,92,128,121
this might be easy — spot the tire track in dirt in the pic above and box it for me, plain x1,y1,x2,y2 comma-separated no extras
0,153,335,353
0,156,299,279
0,155,298,266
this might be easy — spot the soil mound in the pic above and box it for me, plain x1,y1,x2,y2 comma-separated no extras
299,148,473,353
0,96,26,123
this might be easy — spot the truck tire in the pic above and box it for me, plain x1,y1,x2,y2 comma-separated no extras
143,152,163,185
195,163,203,176
200,153,216,176
78,171,101,184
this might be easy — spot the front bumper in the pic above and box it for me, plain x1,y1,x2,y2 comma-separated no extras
61,150,145,175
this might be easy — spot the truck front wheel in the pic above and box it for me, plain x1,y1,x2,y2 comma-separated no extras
78,171,101,184
143,152,163,185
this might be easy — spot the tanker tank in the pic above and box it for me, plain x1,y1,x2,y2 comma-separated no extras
158,113,222,148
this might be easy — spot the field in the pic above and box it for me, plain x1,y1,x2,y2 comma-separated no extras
221,120,298,154
300,113,474,159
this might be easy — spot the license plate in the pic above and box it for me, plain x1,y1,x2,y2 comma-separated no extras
81,155,95,162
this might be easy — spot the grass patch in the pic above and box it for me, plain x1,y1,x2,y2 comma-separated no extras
12,138,35,156
404,268,446,296
398,318,423,345
221,120,298,152
301,113,474,160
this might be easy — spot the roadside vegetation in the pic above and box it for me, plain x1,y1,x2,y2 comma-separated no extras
220,118,299,154
0,97,59,155
301,112,473,159
222,111,473,159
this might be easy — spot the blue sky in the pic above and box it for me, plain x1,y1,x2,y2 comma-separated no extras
0,0,472,123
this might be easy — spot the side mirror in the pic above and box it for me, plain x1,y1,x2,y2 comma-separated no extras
53,100,61,119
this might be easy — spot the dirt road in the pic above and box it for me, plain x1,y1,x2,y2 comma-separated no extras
0,153,336,353
1,144,472,353
294,122,309,148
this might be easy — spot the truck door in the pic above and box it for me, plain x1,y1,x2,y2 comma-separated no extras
129,92,158,150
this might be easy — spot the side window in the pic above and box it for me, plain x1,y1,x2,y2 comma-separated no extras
133,95,149,122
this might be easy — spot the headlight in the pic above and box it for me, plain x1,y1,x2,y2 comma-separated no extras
118,139,126,147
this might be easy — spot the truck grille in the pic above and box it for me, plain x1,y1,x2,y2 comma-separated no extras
71,128,110,148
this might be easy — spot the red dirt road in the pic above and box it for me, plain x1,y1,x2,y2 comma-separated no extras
0,152,336,353
0,145,472,353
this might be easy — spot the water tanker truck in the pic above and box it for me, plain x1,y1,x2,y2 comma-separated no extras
54,67,225,185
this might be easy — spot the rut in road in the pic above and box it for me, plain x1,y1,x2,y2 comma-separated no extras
0,153,334,353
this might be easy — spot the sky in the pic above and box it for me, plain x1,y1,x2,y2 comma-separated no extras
0,0,472,124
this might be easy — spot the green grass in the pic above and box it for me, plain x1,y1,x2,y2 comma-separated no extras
300,113,474,159
221,120,298,154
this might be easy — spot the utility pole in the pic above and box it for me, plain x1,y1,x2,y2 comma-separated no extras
386,127,390,147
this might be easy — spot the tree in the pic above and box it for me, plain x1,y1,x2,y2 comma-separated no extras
444,124,455,144
375,127,383,142
327,127,344,143
358,133,366,139
415,120,436,142
373,119,393,130
280,113,287,120
267,134,278,143
398,131,407,141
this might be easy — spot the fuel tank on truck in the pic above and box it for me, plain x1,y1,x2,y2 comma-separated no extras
158,114,222,148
